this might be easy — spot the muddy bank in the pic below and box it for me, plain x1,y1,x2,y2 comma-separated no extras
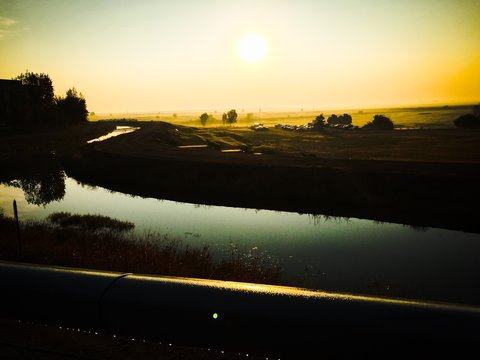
63,146,480,234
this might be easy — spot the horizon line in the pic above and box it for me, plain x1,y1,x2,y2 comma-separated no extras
91,101,478,116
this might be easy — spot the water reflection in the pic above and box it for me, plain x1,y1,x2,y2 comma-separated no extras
406,224,428,232
2,154,66,206
87,125,139,143
2,171,480,306
308,214,353,226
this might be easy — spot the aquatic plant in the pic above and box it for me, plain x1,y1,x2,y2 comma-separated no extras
0,214,282,286
47,212,134,232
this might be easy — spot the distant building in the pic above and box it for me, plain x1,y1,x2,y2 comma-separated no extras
0,79,32,128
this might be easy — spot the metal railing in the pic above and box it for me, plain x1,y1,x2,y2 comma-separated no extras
1,261,479,358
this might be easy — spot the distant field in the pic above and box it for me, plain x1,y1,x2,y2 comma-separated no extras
89,104,476,129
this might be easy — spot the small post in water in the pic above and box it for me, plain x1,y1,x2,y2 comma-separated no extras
13,199,21,254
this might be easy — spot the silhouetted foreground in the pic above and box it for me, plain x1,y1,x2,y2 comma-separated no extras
0,72,88,129
0,317,258,360
1,261,479,359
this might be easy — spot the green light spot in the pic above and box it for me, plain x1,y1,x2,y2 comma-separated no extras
212,312,219,319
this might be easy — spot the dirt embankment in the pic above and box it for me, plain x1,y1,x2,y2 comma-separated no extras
63,122,480,233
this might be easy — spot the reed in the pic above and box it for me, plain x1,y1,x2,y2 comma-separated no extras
0,213,282,285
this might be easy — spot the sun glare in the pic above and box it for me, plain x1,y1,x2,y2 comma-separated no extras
238,33,267,64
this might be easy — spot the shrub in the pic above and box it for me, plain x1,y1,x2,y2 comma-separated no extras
363,114,394,130
454,114,480,128
311,114,325,130
327,113,352,125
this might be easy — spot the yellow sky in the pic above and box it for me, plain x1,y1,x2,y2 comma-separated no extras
1,0,479,113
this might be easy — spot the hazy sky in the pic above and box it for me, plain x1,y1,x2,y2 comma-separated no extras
1,0,479,113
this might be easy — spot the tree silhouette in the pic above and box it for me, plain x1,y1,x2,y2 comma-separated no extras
311,114,325,130
222,113,227,125
8,154,66,206
10,71,89,129
226,109,238,126
363,114,394,130
327,114,352,126
14,71,55,126
200,112,209,126
338,114,352,125
327,114,338,125
55,87,88,124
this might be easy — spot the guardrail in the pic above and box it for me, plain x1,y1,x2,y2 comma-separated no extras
1,261,479,358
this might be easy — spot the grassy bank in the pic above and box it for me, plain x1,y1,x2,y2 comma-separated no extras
2,120,480,233
0,212,282,286
65,132,480,233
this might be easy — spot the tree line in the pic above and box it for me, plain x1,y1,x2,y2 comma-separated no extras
6,71,88,129
311,113,394,130
196,109,395,130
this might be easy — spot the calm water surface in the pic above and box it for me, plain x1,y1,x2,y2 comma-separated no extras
2,175,480,305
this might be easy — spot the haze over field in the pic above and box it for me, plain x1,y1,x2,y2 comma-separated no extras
1,0,479,113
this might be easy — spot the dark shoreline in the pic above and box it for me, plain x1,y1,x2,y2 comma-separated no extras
2,121,479,234
63,147,480,234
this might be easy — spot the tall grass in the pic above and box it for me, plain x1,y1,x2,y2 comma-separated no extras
0,213,282,285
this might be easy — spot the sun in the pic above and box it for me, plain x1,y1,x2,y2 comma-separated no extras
238,33,267,64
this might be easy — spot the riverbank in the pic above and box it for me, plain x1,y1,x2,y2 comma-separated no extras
2,120,480,233
63,121,480,233
0,213,281,286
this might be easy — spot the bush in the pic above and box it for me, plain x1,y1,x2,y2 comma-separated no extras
454,114,480,129
310,114,325,130
363,114,394,130
327,113,352,126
